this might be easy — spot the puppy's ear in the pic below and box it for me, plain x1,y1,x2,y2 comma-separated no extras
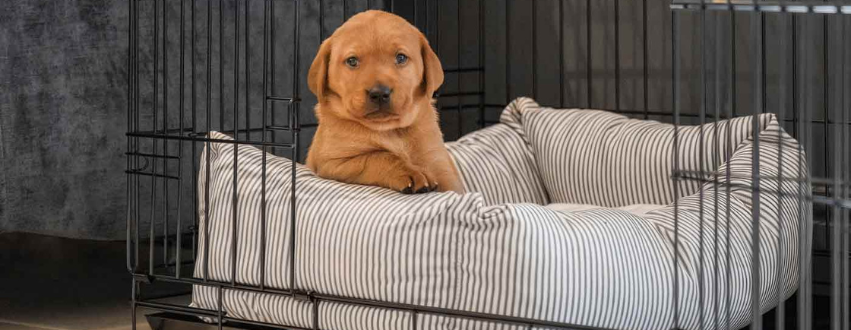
419,34,443,98
308,37,333,100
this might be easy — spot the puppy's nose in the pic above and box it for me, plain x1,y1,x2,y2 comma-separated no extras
367,85,392,105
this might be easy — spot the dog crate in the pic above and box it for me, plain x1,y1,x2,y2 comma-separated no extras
125,0,849,329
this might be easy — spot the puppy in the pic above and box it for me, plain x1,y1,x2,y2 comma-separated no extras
306,10,465,194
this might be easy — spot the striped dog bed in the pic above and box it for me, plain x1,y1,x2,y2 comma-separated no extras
191,97,812,330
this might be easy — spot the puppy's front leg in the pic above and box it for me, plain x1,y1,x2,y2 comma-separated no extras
314,151,437,194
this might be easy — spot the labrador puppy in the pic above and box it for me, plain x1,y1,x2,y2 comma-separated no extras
306,10,465,194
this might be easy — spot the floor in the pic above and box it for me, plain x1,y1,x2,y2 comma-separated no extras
0,232,188,330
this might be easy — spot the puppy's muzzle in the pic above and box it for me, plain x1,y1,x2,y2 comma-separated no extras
367,85,392,106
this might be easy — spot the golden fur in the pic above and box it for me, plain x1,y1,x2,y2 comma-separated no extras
306,10,464,194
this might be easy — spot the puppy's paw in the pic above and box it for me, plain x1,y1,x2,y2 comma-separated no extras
399,170,437,194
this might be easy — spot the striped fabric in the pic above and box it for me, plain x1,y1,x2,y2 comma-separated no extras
511,97,770,208
446,102,549,206
191,98,811,330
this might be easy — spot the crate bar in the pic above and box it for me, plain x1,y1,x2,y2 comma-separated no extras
671,8,681,329
270,0,277,144
697,3,707,329
749,7,764,330
839,8,851,329
219,0,225,132
136,269,621,330
532,0,537,100
798,12,813,330
425,0,429,53
672,181,839,203
812,196,851,209
505,0,510,104
261,0,270,291
127,167,180,179
711,7,723,330
726,4,736,329
456,0,462,136
162,0,171,269
614,0,620,112
266,96,297,101
125,0,132,271
134,0,142,278
823,1,833,265
138,273,296,295
790,12,802,330
312,295,319,329
205,0,214,283
586,0,592,108
232,0,241,288
775,7,790,330
131,0,141,275
139,299,224,318
830,9,846,330
670,1,851,15
290,0,301,295
222,314,314,330
642,0,648,119
126,0,137,274
264,125,296,131
478,0,484,128
805,11,815,330
309,292,612,330
244,0,250,140
842,14,850,330
126,132,295,148
150,0,160,277
175,0,188,279
435,0,440,56
218,286,224,329
493,66,843,83
443,67,484,73
131,279,138,330
319,0,323,39
559,0,565,108
673,173,838,196
438,91,483,98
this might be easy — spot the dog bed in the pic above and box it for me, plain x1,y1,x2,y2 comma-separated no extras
191,97,812,330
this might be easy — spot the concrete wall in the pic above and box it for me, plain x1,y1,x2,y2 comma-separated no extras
1,0,129,239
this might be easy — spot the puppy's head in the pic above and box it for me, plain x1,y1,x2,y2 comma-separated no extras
308,10,443,131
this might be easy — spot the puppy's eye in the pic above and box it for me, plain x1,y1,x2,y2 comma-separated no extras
395,53,408,65
345,57,359,68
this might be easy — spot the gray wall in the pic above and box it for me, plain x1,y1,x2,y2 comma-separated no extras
1,0,129,239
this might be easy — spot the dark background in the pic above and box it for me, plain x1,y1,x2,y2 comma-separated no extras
1,0,129,239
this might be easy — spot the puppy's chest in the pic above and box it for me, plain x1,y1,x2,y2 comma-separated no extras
371,136,420,158
322,126,433,163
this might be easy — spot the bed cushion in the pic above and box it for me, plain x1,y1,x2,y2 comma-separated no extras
190,98,811,330
446,102,549,206
512,97,772,208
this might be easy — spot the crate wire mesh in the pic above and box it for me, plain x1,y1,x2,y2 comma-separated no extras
125,0,850,329
670,1,850,330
